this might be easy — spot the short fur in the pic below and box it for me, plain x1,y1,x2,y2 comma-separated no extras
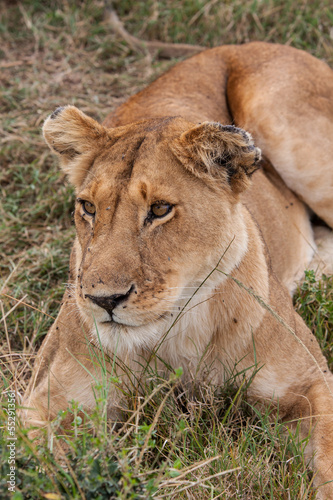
24,42,333,498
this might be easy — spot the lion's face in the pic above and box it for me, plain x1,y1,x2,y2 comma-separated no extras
43,106,260,352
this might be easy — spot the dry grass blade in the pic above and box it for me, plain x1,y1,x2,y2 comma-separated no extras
0,293,56,321
156,467,241,497
117,377,174,444
135,385,175,466
0,294,27,324
160,455,222,482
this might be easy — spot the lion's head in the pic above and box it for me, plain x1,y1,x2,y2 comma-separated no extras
43,106,260,353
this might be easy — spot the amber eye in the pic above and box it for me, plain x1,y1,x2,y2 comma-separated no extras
151,202,172,218
81,201,96,216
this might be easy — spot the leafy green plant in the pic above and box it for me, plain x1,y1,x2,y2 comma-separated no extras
295,270,333,367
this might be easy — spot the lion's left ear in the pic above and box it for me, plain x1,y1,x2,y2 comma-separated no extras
171,122,261,194
43,105,109,187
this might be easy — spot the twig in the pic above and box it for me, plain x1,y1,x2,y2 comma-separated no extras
0,60,33,69
104,5,204,59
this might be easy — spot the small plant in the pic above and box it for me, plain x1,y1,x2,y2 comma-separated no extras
295,270,333,367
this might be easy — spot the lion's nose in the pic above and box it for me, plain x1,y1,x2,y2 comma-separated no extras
85,284,135,318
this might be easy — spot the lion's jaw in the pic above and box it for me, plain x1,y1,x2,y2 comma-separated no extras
75,215,248,355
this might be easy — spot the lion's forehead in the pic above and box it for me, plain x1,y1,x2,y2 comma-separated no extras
79,133,199,209
85,115,193,178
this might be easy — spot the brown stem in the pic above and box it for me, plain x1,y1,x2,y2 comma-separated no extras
104,5,205,59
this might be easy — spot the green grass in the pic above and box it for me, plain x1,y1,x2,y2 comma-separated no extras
113,0,333,64
0,355,314,499
0,1,332,498
295,270,333,367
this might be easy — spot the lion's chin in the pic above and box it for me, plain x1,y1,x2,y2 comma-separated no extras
88,313,168,354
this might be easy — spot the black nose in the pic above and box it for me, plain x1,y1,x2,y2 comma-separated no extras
85,285,135,318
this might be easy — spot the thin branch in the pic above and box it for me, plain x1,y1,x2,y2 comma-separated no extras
104,5,204,59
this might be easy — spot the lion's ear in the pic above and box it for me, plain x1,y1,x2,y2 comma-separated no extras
171,122,261,193
43,106,108,187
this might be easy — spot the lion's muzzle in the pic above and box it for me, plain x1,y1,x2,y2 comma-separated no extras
85,284,135,320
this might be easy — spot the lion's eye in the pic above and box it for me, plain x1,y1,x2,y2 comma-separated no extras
81,201,96,216
151,202,172,218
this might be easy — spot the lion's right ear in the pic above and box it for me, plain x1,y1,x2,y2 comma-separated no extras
43,106,108,187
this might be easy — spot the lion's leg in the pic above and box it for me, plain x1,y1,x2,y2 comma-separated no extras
295,381,333,499
21,302,117,430
247,347,333,498
247,369,333,498
22,351,99,429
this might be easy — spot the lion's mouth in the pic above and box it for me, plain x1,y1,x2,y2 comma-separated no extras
100,316,143,328
99,312,167,328
101,316,126,326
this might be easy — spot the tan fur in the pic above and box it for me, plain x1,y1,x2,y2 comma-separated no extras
24,42,333,498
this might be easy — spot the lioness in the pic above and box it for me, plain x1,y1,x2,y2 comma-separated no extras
24,42,333,497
